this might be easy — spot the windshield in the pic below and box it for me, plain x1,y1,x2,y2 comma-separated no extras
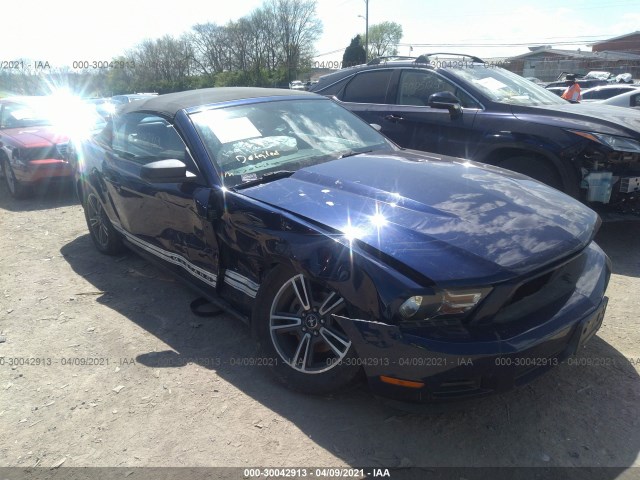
0,101,54,128
448,65,567,106
190,98,393,187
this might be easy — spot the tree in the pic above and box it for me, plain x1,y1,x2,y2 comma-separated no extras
266,0,323,82
15,0,324,95
121,34,195,93
189,23,233,77
342,35,366,68
365,21,403,59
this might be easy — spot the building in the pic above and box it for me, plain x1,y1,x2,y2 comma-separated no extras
592,31,640,56
505,45,640,82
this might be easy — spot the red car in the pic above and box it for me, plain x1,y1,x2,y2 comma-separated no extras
0,96,72,198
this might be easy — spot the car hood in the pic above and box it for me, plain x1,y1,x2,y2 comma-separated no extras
512,103,640,137
241,151,598,285
0,126,68,148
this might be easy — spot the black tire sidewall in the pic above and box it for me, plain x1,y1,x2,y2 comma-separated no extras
498,156,563,191
253,264,362,395
2,159,28,198
83,190,125,255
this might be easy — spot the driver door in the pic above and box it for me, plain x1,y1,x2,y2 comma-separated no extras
387,69,482,158
102,112,220,289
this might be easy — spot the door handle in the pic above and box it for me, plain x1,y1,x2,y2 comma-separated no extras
384,114,404,123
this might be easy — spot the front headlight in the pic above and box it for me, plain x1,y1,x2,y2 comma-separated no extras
398,287,491,322
571,130,640,153
10,147,26,166
399,296,426,318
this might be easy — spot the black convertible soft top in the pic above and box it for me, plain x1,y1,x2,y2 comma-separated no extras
118,87,316,118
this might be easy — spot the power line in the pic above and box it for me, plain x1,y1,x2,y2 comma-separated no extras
399,41,596,47
399,38,639,48
413,1,640,19
315,48,350,57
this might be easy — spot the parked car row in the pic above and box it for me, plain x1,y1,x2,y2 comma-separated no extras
111,92,159,104
68,87,610,403
289,80,318,91
289,80,305,91
598,88,640,109
545,70,636,89
86,93,159,119
309,53,640,206
580,84,640,102
544,83,640,106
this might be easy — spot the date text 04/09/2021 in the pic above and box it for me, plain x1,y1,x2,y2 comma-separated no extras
243,468,391,478
325,356,474,367
0,356,287,368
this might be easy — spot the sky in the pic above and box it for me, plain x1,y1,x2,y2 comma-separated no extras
3,0,640,68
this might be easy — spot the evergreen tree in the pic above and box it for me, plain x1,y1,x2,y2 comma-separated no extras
342,35,366,68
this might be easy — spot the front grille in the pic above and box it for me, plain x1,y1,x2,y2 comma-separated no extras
506,270,554,306
490,250,587,326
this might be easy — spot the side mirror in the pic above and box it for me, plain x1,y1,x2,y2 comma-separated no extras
428,91,463,118
370,123,382,132
141,159,192,183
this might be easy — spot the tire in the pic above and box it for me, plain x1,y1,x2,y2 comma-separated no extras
83,190,126,255
254,265,361,394
2,159,30,199
497,155,563,192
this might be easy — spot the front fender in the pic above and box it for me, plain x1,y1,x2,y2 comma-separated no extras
474,132,581,197
217,191,425,327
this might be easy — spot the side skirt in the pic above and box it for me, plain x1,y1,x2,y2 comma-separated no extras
123,239,251,326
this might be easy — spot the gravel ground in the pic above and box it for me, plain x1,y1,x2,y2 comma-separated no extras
0,182,639,479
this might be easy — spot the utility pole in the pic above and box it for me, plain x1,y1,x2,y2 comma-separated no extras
364,0,369,62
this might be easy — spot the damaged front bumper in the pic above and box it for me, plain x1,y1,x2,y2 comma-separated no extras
334,243,611,403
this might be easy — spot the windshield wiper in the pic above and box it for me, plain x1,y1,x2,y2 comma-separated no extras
233,170,295,190
338,149,373,159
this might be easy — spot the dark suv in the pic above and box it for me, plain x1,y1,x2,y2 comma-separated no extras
310,54,640,205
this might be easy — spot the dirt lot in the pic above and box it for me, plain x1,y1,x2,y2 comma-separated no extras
0,182,639,478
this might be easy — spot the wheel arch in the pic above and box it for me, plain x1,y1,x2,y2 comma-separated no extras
79,169,117,216
479,145,580,198
246,242,382,339
249,259,293,338
75,177,85,203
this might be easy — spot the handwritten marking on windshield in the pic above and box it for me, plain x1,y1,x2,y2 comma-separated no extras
236,150,280,164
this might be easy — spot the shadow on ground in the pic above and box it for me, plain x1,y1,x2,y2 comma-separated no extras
0,178,78,212
595,221,640,277
59,221,640,473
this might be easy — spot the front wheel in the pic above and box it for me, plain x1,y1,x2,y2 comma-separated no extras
254,265,361,394
83,191,125,255
497,155,563,192
2,159,30,198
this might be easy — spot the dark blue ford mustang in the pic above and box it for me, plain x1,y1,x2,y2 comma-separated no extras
73,87,610,402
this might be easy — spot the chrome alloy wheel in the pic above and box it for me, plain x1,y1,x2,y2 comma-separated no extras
269,274,352,374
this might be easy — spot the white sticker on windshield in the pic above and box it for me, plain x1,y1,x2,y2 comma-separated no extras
11,108,37,120
475,77,508,91
241,173,258,182
207,116,262,144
